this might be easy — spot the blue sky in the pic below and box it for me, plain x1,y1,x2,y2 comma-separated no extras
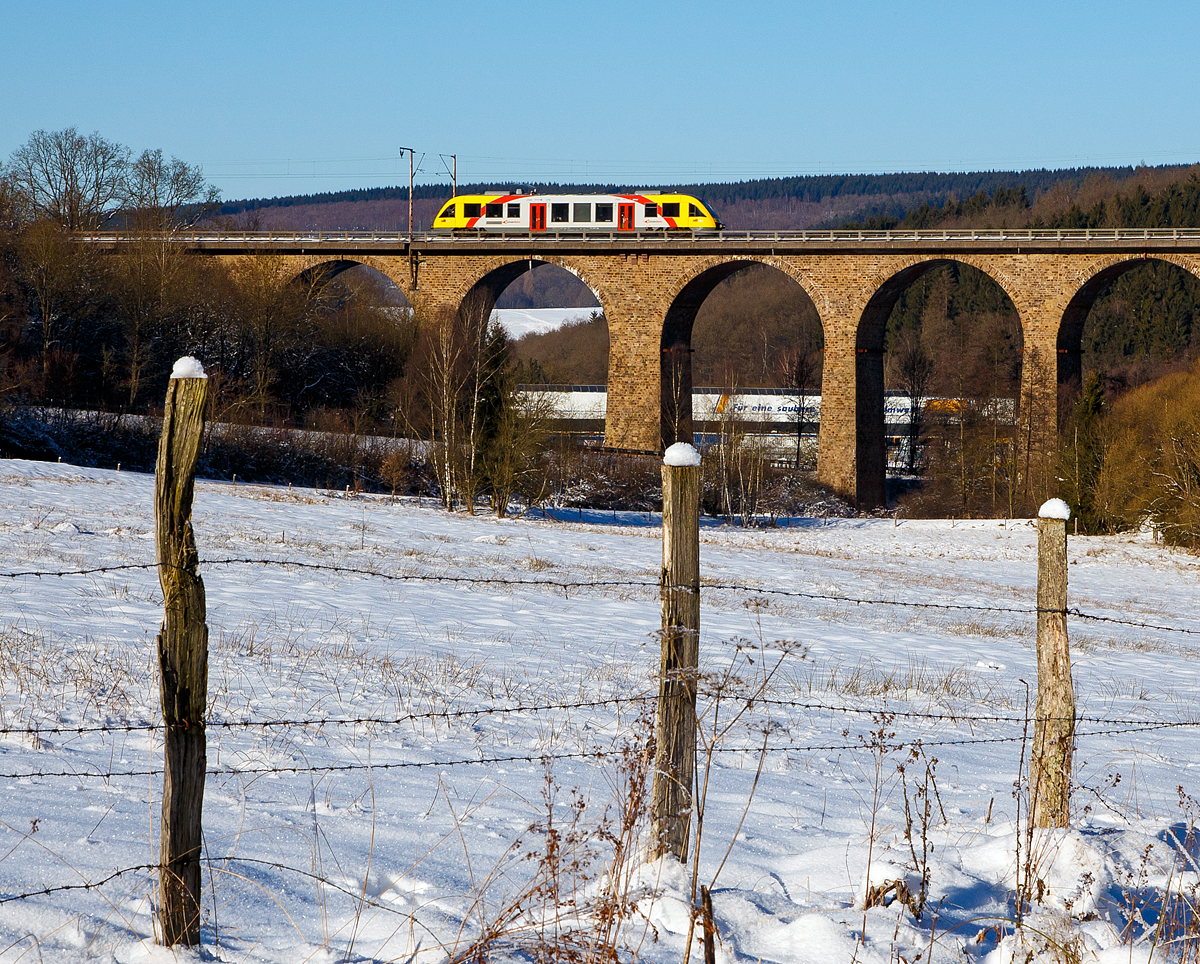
5,0,1200,202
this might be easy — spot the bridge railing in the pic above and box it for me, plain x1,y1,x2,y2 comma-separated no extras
74,227,1200,245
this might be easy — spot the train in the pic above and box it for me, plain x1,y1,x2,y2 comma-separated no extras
432,192,724,232
516,386,1016,467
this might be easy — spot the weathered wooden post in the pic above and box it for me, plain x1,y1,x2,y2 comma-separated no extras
155,356,210,945
650,442,701,862
1030,498,1075,828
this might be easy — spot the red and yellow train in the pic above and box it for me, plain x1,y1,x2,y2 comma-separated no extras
432,192,723,232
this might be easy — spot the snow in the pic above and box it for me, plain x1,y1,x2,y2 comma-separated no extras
663,442,701,466
169,356,207,379
1,458,1199,962
492,307,599,340
1039,497,1071,520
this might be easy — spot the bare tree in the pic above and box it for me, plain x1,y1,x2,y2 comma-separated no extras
779,343,819,470
662,343,692,447
17,220,81,380
892,330,934,474
418,306,469,509
706,377,770,526
110,152,219,406
485,382,556,517
7,128,130,229
125,149,220,231
0,166,20,231
229,254,321,417
459,291,504,514
112,236,202,406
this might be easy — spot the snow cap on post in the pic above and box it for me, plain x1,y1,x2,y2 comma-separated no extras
1038,498,1071,521
170,356,207,380
663,442,701,467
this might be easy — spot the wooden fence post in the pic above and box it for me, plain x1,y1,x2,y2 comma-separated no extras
155,358,210,945
650,443,701,862
1030,498,1075,828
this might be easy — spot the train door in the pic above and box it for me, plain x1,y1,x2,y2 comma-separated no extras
530,204,546,231
618,203,635,231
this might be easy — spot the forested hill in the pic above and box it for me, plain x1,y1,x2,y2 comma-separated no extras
212,165,1191,232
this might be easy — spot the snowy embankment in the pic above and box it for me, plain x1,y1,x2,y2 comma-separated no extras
492,307,598,340
1,459,1199,962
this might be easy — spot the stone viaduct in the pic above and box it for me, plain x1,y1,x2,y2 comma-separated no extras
88,228,1200,506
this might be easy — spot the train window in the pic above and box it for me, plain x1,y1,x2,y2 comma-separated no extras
464,203,481,218
645,203,658,217
689,203,704,218
507,203,521,217
662,202,681,218
595,203,613,222
485,203,503,217
573,203,591,222
551,203,569,223
440,204,456,219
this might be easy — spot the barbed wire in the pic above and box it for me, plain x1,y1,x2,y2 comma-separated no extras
0,747,623,781
0,738,1061,782
1065,608,1200,635
1,557,1197,637
0,696,654,737
699,581,1041,616
0,863,157,905
4,694,1196,739
745,697,1200,728
0,854,423,914
3,715,1194,909
5,718,1194,783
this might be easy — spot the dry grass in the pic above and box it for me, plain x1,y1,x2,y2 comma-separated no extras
442,725,658,964
942,618,1026,639
208,620,518,722
0,623,150,730
792,655,1015,707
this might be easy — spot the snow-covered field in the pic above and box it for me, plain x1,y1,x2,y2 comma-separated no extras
492,307,598,341
1,458,1199,962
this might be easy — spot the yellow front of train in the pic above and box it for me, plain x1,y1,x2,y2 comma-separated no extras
432,194,511,230
643,194,724,230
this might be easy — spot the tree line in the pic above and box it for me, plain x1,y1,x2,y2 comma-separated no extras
214,164,1181,222
0,128,423,425
0,129,570,515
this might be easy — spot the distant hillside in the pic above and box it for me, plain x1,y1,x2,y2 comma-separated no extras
210,165,1191,232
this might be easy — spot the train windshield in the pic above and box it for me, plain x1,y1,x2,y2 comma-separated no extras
695,201,724,228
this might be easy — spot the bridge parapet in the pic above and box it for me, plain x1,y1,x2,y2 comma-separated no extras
79,227,1200,250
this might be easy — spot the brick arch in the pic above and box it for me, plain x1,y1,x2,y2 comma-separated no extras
440,254,616,319
855,254,1028,351
847,254,1027,508
662,253,831,320
1056,252,1200,388
1065,251,1200,294
279,254,415,298
656,255,825,448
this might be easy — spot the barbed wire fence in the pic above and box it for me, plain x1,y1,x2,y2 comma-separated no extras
2,551,1198,925
1,556,1196,633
